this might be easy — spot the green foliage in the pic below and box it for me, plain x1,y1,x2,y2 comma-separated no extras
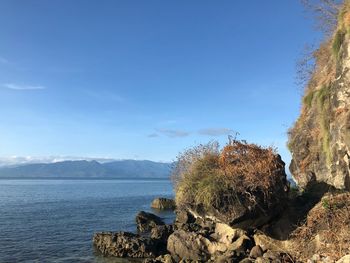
322,198,330,210
332,29,345,59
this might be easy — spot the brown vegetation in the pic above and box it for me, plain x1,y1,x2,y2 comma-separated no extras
290,193,350,261
172,139,288,214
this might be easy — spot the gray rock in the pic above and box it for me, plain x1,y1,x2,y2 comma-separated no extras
167,230,211,261
93,231,157,258
151,198,176,210
263,250,281,262
228,235,252,254
136,211,164,232
143,254,174,263
151,224,174,242
288,26,350,191
249,245,263,259
255,257,271,263
175,210,196,226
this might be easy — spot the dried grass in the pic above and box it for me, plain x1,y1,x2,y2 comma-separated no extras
290,193,350,261
172,139,288,213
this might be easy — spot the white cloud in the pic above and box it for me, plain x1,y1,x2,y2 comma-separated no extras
2,83,46,91
147,133,159,138
0,156,117,167
157,128,190,138
198,128,234,136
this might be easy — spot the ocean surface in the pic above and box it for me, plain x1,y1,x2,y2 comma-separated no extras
0,178,174,263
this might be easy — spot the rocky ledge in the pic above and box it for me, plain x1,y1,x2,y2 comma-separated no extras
93,205,295,263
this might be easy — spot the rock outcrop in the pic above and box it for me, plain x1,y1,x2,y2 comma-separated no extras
136,211,164,232
93,232,158,258
151,198,176,210
288,3,350,190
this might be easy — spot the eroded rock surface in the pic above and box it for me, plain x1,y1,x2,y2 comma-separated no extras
151,198,176,210
288,8,350,190
93,231,157,258
136,211,164,232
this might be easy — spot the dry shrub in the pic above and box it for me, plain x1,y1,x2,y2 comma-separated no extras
301,0,341,35
290,193,350,261
172,139,288,213
219,140,285,196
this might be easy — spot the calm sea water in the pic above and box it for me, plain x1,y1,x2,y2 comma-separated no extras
0,179,174,263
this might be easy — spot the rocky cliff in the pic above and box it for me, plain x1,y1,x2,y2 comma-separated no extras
288,1,350,190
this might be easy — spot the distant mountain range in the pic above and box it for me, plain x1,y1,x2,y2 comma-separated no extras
0,160,173,178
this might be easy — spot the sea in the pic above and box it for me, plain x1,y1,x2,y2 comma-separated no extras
0,178,175,263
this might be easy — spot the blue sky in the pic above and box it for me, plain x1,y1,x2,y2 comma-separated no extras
0,0,320,164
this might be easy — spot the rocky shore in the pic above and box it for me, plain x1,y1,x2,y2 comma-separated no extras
93,190,350,263
93,198,296,262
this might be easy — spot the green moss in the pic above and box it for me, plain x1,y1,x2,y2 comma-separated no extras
303,90,316,108
322,198,330,210
332,30,346,59
338,8,347,25
316,85,332,165
317,85,331,105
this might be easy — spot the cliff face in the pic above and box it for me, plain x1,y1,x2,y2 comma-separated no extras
289,2,350,190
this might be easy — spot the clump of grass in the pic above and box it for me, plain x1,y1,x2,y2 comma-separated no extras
316,85,332,165
291,193,350,261
332,29,345,59
303,90,316,108
172,139,288,213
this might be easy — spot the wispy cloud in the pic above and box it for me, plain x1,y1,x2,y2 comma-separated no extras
147,133,160,138
2,83,46,91
157,128,190,138
198,128,234,136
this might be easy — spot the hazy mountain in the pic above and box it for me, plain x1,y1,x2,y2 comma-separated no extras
0,160,172,178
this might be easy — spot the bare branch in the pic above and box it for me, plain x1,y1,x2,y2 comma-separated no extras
301,0,342,35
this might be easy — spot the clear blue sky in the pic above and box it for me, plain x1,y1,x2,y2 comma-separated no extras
0,0,320,164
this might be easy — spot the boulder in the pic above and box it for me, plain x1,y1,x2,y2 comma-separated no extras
151,198,176,210
143,254,174,263
174,209,203,233
151,224,174,255
175,210,196,226
249,245,264,259
136,211,164,232
151,224,174,242
263,250,281,261
212,223,246,246
253,232,290,252
93,231,157,258
227,235,252,255
167,230,211,261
